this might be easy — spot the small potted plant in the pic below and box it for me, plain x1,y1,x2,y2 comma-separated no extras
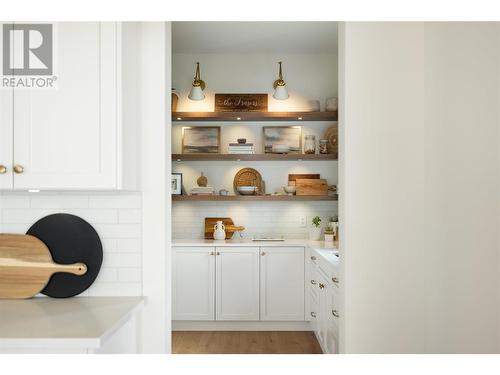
324,226,335,243
309,216,322,241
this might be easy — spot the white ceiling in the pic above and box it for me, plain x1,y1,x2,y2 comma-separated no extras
172,22,338,54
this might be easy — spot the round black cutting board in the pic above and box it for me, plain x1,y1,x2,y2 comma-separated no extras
27,213,103,298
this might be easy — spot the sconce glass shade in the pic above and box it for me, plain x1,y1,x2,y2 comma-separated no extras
273,85,289,100
272,61,289,100
188,62,206,101
188,85,205,101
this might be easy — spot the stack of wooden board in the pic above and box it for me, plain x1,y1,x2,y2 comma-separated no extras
288,174,328,196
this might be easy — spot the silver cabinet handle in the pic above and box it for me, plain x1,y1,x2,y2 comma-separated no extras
332,277,339,284
332,310,339,318
310,312,317,318
310,280,316,285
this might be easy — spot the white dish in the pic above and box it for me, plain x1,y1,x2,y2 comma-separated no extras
237,186,257,195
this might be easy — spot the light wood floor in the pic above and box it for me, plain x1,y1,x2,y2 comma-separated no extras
172,331,322,354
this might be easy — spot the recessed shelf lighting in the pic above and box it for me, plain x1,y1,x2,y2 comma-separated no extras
297,117,302,120
177,159,181,162
236,117,241,121
177,117,182,120
28,189,40,193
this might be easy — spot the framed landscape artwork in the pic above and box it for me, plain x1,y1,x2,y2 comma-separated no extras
171,173,183,195
263,126,302,154
182,126,221,154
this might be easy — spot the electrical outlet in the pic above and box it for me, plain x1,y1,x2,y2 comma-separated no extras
300,216,307,227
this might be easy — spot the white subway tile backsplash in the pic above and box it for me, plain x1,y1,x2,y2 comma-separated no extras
89,194,141,209
172,201,338,240
118,209,141,223
0,192,143,297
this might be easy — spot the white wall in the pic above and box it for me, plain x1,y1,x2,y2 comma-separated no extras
423,22,499,354
340,22,426,354
173,53,338,112
0,192,142,296
340,22,500,354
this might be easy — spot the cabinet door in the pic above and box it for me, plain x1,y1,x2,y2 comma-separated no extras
173,247,215,320
216,247,259,320
326,284,340,354
260,246,305,321
12,22,119,190
0,23,13,189
317,272,329,350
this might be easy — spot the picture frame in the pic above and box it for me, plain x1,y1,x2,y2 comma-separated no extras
182,126,221,154
171,173,183,195
263,126,302,154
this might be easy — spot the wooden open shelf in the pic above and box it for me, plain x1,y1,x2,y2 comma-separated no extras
172,153,338,162
172,194,338,202
172,111,338,122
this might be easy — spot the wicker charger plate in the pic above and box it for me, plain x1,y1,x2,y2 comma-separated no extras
324,126,338,155
233,168,263,195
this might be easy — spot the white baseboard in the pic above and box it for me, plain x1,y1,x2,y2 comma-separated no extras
172,321,312,331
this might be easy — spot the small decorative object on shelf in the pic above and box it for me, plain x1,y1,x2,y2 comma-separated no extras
215,93,268,112
234,167,264,195
237,138,247,144
190,186,215,196
197,172,208,187
263,126,301,154
171,173,183,195
324,126,338,156
282,185,296,195
219,189,229,196
324,225,335,244
326,97,338,111
228,142,255,154
319,139,329,154
310,216,322,241
171,89,179,112
306,99,320,112
304,135,316,154
182,126,221,154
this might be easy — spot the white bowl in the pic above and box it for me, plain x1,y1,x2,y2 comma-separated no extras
238,186,257,195
272,144,290,154
283,186,296,194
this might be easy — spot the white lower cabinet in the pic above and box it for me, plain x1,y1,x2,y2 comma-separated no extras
260,247,305,321
172,246,305,322
172,247,215,320
309,249,340,354
216,247,260,320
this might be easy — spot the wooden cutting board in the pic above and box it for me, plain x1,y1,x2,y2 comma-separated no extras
204,218,245,240
296,179,328,196
0,234,87,299
288,174,320,187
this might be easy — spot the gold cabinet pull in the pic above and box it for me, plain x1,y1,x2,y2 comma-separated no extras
13,164,24,174
261,252,266,256
310,256,317,261
319,283,325,289
332,310,339,318
310,280,316,285
209,251,215,256
331,277,339,284
310,312,317,318
0,165,6,174
216,252,220,256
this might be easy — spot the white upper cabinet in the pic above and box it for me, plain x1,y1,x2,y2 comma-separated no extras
216,247,260,321
260,246,305,321
12,23,120,190
173,247,216,320
0,23,13,189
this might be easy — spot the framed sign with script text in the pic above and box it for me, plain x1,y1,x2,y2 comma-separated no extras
214,93,268,112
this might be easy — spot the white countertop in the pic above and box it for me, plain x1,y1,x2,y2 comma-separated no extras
173,239,340,266
173,238,338,250
0,296,144,349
